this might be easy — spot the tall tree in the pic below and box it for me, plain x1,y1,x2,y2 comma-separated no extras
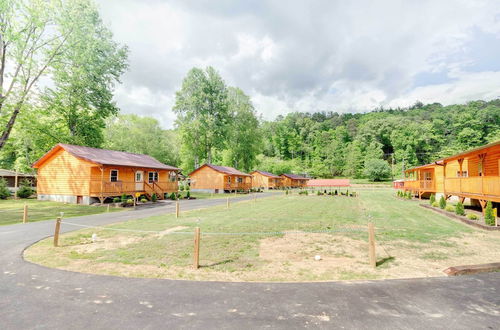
173,67,231,169
222,87,261,172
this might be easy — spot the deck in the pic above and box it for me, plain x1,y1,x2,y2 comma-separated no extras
89,180,178,199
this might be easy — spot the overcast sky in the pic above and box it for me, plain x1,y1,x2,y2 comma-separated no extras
97,0,500,128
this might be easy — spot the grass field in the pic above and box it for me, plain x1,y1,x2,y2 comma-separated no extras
25,189,500,282
0,199,124,226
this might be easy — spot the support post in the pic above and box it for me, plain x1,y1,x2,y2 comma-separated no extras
23,203,28,223
193,227,200,269
368,222,376,268
107,204,110,212
53,217,62,247
176,201,180,218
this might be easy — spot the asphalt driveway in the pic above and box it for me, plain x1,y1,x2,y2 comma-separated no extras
0,193,498,329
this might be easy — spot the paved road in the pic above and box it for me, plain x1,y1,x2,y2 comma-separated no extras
0,193,498,329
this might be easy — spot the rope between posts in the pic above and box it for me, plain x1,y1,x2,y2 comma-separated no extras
61,221,368,236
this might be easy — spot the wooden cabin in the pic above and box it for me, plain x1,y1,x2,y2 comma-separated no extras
189,164,252,193
0,169,36,191
32,143,179,204
250,170,282,189
403,162,444,198
403,140,500,210
280,173,309,188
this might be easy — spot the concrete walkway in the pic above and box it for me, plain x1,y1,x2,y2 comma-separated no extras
0,193,498,329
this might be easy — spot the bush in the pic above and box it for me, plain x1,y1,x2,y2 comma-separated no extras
363,159,391,181
484,201,495,226
121,194,128,203
334,190,338,195
432,201,439,207
16,179,34,198
113,197,120,203
429,194,435,205
445,205,455,212
317,191,322,196
169,192,176,200
0,178,10,199
406,191,412,200
179,184,184,191
151,193,157,202
439,196,446,209
466,213,478,220
455,201,465,216
126,198,134,205
186,191,190,199
285,190,289,195
140,198,147,203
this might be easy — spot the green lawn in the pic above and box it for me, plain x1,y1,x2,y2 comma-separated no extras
0,199,124,226
25,189,500,282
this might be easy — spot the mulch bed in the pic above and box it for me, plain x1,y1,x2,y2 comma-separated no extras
420,204,500,231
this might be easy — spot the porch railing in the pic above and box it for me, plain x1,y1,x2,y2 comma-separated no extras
445,176,500,196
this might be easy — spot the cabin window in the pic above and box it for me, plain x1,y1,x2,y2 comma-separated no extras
169,171,176,182
148,171,159,183
237,177,243,183
456,171,468,177
110,170,119,182
228,177,231,183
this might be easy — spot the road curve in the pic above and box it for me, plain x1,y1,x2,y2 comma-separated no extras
0,193,498,329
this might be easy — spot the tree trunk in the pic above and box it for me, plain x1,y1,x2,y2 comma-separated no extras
0,106,20,150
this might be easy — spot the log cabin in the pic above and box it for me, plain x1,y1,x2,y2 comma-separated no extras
403,140,500,210
32,143,179,204
189,164,252,193
0,169,36,192
250,170,282,189
280,173,309,188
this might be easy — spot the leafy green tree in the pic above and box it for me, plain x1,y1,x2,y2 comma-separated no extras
173,67,231,169
344,141,364,178
103,115,179,166
429,194,436,206
222,87,262,172
0,178,10,199
363,159,391,181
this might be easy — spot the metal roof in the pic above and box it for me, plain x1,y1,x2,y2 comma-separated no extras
189,164,252,177
280,173,309,180
33,144,180,170
0,169,35,177
250,170,281,179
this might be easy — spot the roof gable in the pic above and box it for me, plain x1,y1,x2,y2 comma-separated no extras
189,164,251,177
281,173,309,180
33,144,179,170
251,170,281,179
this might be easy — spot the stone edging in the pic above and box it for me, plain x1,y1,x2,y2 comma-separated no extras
420,204,500,231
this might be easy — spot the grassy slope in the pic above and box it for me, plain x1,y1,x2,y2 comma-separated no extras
26,188,486,281
0,199,123,226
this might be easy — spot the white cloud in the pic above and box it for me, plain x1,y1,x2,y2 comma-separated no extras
97,0,500,128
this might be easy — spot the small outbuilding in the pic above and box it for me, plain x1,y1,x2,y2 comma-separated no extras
307,179,350,188
189,164,252,193
250,170,282,189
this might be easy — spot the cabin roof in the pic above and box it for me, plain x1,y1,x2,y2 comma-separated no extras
438,140,500,162
0,169,35,177
405,161,443,173
32,143,180,170
280,173,309,180
251,170,281,179
307,179,350,187
189,164,252,177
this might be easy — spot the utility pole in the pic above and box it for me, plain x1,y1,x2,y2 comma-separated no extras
391,153,394,181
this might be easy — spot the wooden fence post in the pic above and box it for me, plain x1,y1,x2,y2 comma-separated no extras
23,203,28,223
368,222,376,268
107,204,110,212
193,227,200,269
53,217,62,247
176,201,180,218
227,197,230,209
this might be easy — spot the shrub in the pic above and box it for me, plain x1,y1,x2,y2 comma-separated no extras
285,190,289,195
445,205,455,212
317,191,321,196
126,198,134,205
151,193,157,202
334,190,338,195
186,191,190,199
439,196,446,209
406,191,412,200
466,213,478,220
113,197,120,203
363,159,391,181
484,201,495,226
429,194,436,205
140,198,147,203
16,179,34,198
179,184,184,191
0,178,10,199
432,201,439,207
455,201,465,216
169,192,176,200
121,194,128,203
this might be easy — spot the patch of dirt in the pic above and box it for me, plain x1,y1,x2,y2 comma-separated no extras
157,226,189,238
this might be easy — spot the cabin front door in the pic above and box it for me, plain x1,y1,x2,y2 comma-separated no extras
135,171,144,191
